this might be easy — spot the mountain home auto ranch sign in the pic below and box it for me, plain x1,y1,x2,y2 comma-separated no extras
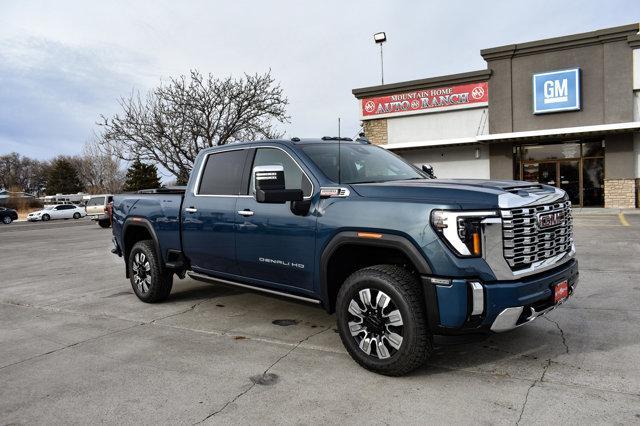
361,81,488,119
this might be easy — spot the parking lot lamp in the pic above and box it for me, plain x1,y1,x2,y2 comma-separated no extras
373,32,387,84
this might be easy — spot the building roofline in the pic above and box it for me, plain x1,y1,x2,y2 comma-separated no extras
481,23,639,60
352,69,491,99
381,122,640,150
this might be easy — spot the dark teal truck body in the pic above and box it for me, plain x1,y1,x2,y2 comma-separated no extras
111,138,578,338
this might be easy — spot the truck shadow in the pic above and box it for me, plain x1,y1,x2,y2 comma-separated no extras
165,278,604,379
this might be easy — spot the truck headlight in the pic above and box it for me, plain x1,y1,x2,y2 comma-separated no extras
430,210,498,257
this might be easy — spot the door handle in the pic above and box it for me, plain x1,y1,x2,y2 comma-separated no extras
237,209,254,217
185,207,198,213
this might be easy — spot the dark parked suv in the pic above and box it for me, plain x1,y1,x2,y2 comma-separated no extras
111,138,578,375
0,207,19,224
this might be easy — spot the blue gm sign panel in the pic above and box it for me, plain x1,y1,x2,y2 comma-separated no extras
533,68,581,114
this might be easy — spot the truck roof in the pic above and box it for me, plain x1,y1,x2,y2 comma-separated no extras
221,136,371,149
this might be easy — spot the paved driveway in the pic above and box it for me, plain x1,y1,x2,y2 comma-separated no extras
0,216,639,424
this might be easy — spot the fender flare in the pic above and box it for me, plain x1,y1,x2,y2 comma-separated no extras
122,217,163,277
319,231,432,312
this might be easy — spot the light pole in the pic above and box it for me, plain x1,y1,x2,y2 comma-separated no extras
373,32,387,85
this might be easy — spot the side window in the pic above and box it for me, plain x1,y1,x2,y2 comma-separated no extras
198,150,247,195
250,148,312,197
88,197,105,206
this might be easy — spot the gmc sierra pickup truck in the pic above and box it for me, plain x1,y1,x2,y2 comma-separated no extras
111,137,578,376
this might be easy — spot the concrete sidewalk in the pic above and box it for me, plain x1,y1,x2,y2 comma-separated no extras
571,207,640,215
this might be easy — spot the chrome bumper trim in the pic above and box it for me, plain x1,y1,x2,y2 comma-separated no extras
490,302,563,333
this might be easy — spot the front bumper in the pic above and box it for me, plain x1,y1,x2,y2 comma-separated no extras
424,258,578,335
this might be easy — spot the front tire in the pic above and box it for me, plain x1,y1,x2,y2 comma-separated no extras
336,265,432,376
41,214,50,221
128,240,173,303
98,219,111,228
2,216,12,224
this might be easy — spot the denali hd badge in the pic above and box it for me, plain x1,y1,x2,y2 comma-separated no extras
537,211,565,229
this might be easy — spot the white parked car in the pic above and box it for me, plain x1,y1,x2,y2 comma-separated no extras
27,204,86,222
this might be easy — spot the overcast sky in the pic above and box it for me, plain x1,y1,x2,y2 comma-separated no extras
1,0,638,166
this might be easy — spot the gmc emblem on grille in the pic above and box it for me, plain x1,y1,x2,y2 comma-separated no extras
537,211,565,229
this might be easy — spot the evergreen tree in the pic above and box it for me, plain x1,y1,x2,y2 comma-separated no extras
122,160,161,192
46,157,84,195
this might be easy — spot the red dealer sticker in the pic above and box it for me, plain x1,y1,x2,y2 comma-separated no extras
361,81,488,118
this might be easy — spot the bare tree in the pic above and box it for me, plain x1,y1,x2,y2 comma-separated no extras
97,70,289,183
76,139,125,194
0,153,50,196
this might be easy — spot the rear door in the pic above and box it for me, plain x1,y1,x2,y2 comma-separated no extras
181,148,250,275
61,205,76,218
235,147,317,291
51,205,67,219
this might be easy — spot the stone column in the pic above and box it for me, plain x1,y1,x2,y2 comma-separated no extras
362,119,388,146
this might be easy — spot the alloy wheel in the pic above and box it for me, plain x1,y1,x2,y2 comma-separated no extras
347,288,404,359
2,216,11,224
132,252,152,294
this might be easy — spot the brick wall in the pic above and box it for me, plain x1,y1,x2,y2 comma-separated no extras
363,119,388,145
604,179,637,208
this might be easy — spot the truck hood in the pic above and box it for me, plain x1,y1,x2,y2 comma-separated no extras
350,179,563,209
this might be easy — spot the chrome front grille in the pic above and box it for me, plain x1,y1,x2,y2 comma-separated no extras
500,200,573,271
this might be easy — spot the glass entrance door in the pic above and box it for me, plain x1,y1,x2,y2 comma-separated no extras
559,160,580,205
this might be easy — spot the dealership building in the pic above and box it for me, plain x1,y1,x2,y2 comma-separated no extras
353,23,640,208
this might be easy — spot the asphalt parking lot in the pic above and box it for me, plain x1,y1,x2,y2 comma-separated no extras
1,215,639,424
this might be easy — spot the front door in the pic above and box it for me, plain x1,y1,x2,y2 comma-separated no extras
235,147,317,292
181,148,249,275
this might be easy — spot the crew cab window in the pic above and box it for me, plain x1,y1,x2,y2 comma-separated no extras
249,148,312,197
87,197,105,206
198,150,247,195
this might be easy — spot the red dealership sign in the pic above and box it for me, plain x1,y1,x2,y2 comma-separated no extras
361,81,488,118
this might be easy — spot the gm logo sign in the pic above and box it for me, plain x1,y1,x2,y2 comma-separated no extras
533,68,581,114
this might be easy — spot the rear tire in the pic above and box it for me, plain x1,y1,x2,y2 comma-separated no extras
98,219,111,228
128,240,173,303
42,214,50,221
2,216,12,224
73,212,81,219
336,264,432,376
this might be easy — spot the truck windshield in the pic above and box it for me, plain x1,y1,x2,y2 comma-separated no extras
301,143,425,184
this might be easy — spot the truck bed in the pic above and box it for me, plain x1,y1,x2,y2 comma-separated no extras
111,192,184,262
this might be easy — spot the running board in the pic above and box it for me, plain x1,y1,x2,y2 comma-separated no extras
188,272,321,305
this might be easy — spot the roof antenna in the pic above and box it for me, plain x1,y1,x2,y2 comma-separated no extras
337,117,341,184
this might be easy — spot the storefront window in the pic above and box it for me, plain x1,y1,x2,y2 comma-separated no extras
582,140,605,157
514,140,605,207
520,143,580,161
582,157,605,206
